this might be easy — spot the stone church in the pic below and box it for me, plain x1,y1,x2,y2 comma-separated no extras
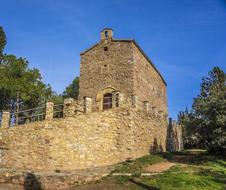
0,29,182,189
79,28,167,116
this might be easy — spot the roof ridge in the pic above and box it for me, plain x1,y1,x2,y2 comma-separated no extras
131,40,167,85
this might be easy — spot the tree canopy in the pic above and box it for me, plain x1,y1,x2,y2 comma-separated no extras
0,54,52,111
0,26,6,60
0,26,53,112
63,76,79,99
179,67,226,154
0,26,80,112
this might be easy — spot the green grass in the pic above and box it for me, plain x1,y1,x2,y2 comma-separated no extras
101,150,226,190
140,165,225,190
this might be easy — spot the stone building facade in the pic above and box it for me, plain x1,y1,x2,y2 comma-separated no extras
79,28,167,114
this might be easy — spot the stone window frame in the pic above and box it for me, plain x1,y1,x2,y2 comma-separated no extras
96,87,119,111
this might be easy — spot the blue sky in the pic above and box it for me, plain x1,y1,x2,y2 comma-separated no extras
1,0,226,119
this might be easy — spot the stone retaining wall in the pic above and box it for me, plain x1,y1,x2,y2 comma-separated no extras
0,107,168,171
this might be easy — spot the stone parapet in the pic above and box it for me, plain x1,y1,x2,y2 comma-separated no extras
1,111,10,128
45,102,54,120
84,97,92,113
158,110,163,120
131,95,138,110
143,101,149,113
112,91,119,108
151,107,157,117
63,98,75,117
118,93,125,108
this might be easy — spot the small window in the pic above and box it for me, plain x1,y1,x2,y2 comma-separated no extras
104,31,108,38
103,93,112,110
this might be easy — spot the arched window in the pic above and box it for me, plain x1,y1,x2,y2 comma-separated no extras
103,93,112,110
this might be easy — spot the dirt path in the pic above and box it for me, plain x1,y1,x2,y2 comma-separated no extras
144,159,187,173
144,161,177,173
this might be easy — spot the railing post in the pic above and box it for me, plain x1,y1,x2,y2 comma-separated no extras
143,101,149,113
1,111,10,128
158,110,163,120
169,118,172,126
84,97,92,113
45,102,54,120
117,93,125,108
178,124,183,151
173,120,176,126
63,98,75,117
151,107,157,117
131,95,138,110
112,91,118,109
164,114,168,123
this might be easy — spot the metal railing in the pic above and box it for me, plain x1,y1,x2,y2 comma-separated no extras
53,104,64,118
0,112,2,126
11,106,46,126
0,95,166,128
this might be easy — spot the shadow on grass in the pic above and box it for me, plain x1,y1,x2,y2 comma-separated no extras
129,178,160,190
216,160,226,168
157,150,223,165
198,168,226,184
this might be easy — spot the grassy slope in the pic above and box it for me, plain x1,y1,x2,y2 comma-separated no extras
77,150,226,190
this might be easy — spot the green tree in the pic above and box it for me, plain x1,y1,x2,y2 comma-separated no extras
178,110,203,149
63,77,79,99
193,67,226,153
179,67,226,154
0,54,52,112
0,26,7,60
49,92,64,104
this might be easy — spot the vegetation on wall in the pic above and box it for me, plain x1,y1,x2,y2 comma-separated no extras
178,67,226,154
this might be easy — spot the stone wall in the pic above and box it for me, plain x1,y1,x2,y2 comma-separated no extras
79,40,134,101
167,119,183,152
132,43,167,115
0,107,168,171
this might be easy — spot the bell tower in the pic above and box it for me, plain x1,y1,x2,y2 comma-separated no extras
100,28,113,41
